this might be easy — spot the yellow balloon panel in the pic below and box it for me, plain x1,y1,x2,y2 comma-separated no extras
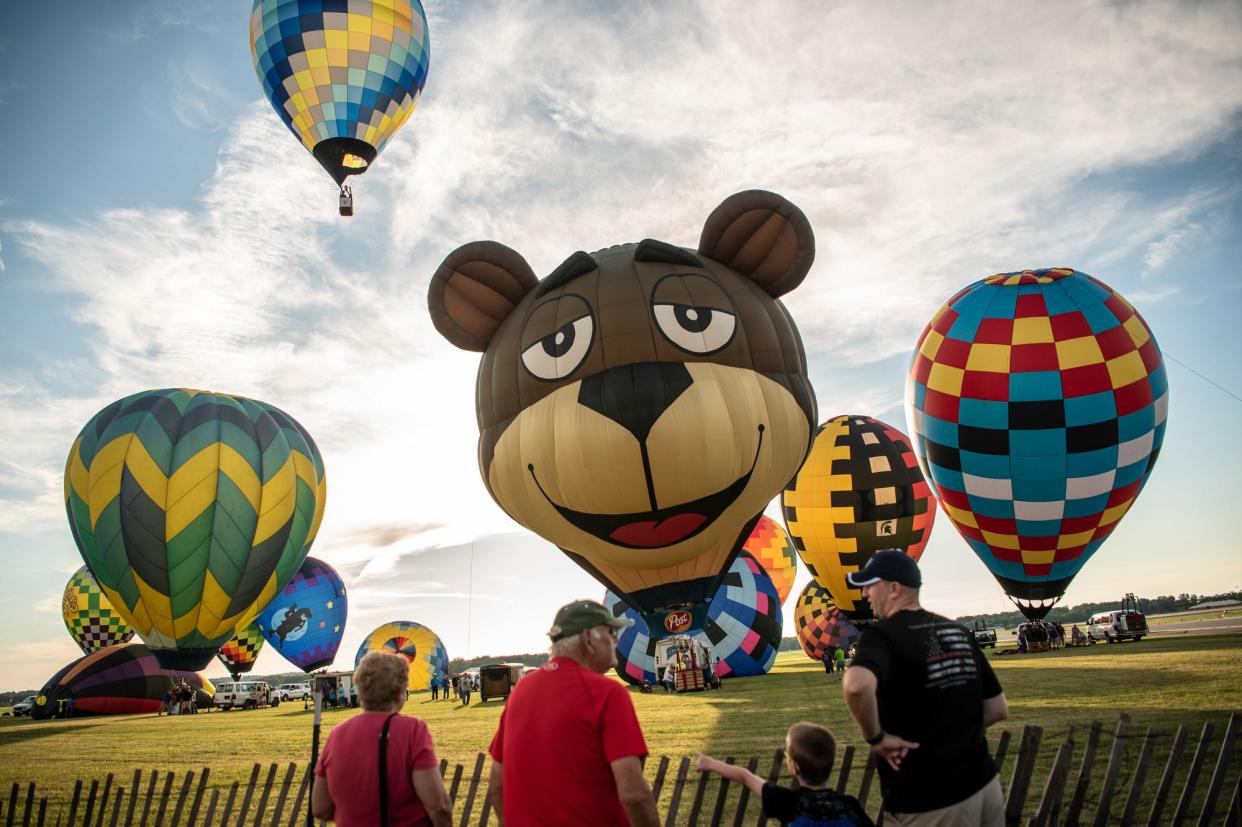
355,621,448,692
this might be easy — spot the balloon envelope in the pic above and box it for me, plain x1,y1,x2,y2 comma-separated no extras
905,268,1167,618
793,581,859,661
216,621,265,679
741,515,798,604
608,550,783,684
249,0,431,186
32,642,213,719
256,556,347,672
64,388,327,670
782,415,936,621
62,566,135,655
355,621,448,692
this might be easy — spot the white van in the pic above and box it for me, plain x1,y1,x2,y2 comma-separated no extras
213,681,276,710
1087,610,1147,643
275,682,312,702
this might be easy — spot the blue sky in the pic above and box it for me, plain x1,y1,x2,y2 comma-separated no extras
1,1,1240,691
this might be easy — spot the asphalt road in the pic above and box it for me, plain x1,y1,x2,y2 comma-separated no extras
1146,617,1242,635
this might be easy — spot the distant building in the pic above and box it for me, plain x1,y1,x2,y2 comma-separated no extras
1189,599,1242,610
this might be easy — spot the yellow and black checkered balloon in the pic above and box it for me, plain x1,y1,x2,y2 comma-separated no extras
62,566,135,655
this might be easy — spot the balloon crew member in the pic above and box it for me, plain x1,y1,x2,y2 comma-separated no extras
842,551,1009,826
696,722,873,826
488,600,659,827
312,651,451,827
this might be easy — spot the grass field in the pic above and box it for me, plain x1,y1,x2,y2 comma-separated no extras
2,633,1239,824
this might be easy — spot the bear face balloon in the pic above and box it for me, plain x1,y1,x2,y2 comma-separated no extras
429,191,817,630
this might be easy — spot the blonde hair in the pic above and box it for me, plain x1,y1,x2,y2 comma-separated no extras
354,651,409,710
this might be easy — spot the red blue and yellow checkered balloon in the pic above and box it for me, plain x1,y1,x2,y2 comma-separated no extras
249,0,430,186
905,268,1167,618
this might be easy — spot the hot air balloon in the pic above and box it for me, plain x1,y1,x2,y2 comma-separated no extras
249,0,431,215
217,622,265,680
427,191,818,639
782,415,936,622
792,582,859,662
355,621,448,692
64,388,327,670
62,566,135,655
256,556,347,672
607,550,784,684
32,642,213,720
905,268,1167,618
742,515,798,604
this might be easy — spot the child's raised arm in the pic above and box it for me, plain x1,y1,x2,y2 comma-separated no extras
694,753,765,795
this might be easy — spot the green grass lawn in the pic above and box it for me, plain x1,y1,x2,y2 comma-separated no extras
2,633,1239,824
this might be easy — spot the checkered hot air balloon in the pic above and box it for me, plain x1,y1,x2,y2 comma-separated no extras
607,550,783,684
355,621,448,692
256,556,347,672
793,581,859,662
741,515,798,604
905,268,1167,619
782,415,937,622
249,0,430,199
62,566,135,655
64,389,327,671
217,621,265,679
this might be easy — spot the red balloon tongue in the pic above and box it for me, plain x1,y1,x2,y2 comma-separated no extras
609,513,707,548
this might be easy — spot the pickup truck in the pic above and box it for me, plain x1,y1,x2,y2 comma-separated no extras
972,620,997,649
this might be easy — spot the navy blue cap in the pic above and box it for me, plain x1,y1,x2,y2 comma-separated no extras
845,550,922,589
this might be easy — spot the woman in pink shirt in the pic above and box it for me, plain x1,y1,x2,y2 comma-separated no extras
312,652,452,826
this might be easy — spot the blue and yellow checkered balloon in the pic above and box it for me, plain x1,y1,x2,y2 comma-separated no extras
249,0,430,186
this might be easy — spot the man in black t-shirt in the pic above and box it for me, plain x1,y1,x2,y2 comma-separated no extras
841,551,1009,826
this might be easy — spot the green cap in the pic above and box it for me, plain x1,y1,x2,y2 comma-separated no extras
548,599,632,642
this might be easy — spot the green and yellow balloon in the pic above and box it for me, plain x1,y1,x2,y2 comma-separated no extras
62,566,135,655
64,388,327,670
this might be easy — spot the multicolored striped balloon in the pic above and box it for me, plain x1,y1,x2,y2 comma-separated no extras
608,550,783,684
355,621,448,692
782,415,936,621
249,0,431,187
793,581,859,661
906,268,1167,618
741,515,798,603
216,621,265,679
62,566,134,655
33,642,213,719
64,388,327,670
256,556,347,672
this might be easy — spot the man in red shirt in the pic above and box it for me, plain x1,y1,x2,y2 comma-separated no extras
488,600,660,826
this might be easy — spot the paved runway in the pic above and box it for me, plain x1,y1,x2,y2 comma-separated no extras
1146,617,1242,635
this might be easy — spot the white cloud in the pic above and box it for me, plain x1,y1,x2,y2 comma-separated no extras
4,1,1242,686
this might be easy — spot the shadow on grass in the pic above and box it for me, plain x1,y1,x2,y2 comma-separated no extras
0,721,100,747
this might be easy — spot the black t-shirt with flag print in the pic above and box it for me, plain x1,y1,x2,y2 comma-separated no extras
761,783,874,826
849,608,1003,814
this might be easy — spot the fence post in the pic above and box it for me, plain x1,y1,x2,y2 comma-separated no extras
1146,724,1187,826
755,749,784,827
125,770,141,827
219,781,239,827
651,756,671,801
663,756,691,827
152,771,174,827
21,784,34,827
187,767,211,827
685,759,711,827
235,764,261,827
1003,724,1042,826
1065,719,1103,826
1169,721,1215,827
855,752,877,817
6,782,16,827
1119,727,1158,827
268,764,295,827
729,756,760,827
1196,712,1237,827
994,729,1013,775
458,753,487,827
446,764,464,806
107,788,125,827
252,764,278,823
287,767,311,827
93,773,114,827
709,758,735,826
83,779,99,827
1030,729,1075,827
169,770,194,827
835,745,855,794
1091,712,1131,827
202,790,220,827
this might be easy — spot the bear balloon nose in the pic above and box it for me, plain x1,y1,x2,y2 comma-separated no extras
577,362,693,444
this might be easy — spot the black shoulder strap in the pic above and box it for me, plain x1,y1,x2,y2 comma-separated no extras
378,713,398,827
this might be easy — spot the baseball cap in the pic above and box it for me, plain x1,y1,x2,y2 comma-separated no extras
845,550,922,589
548,599,633,642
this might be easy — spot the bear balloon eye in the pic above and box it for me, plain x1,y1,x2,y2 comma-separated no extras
653,303,736,354
521,315,595,380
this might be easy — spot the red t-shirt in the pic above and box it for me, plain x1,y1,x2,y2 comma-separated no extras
315,712,439,827
488,657,648,826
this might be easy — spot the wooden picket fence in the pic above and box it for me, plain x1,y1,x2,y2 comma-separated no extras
3,712,1238,826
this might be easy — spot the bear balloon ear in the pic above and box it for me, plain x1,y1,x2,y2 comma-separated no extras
698,190,815,298
429,241,539,352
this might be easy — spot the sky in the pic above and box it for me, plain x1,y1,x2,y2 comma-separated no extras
1,0,1240,691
